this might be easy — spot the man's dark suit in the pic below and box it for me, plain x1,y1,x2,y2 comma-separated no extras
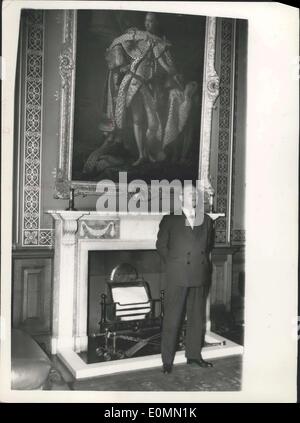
156,212,214,365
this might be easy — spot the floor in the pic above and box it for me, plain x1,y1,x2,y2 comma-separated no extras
70,355,242,391
45,339,242,392
27,302,244,391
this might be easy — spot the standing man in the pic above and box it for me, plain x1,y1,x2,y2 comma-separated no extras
156,182,215,374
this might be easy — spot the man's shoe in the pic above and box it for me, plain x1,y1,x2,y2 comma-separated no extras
162,364,173,374
187,358,213,368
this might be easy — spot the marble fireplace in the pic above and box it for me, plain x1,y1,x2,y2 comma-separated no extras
48,210,242,379
87,249,163,337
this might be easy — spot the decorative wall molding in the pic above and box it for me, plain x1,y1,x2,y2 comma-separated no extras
211,253,232,311
55,10,77,199
21,267,44,321
62,219,79,245
230,21,246,246
23,229,55,247
58,46,75,89
199,17,220,198
21,10,54,247
12,256,52,334
214,19,236,245
232,229,246,244
79,220,120,239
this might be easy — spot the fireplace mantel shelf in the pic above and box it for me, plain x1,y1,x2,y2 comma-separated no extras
46,210,224,219
46,210,166,217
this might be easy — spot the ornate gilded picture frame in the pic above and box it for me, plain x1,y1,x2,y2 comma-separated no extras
54,10,219,199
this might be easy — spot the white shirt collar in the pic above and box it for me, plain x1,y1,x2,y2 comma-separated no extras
182,207,196,228
182,206,195,217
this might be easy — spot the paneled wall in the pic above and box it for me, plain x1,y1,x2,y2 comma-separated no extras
12,249,53,334
12,11,246,337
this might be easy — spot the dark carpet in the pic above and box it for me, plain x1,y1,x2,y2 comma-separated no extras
71,355,242,391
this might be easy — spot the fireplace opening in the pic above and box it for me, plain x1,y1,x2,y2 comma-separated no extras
79,249,186,364
87,250,164,334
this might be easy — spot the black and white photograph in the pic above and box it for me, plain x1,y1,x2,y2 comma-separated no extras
0,1,298,403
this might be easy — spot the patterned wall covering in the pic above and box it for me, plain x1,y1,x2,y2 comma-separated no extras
230,21,246,245
21,10,54,247
214,18,245,246
214,18,235,245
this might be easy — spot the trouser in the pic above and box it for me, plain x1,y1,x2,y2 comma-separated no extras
161,285,208,365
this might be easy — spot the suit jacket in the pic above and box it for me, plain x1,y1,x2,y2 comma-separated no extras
156,212,215,287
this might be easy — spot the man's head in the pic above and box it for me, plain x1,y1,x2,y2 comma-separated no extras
144,12,159,34
179,181,199,210
179,181,205,226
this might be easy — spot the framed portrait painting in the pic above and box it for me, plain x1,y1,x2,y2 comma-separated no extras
55,9,219,198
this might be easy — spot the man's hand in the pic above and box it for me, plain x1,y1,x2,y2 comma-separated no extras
156,216,170,264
